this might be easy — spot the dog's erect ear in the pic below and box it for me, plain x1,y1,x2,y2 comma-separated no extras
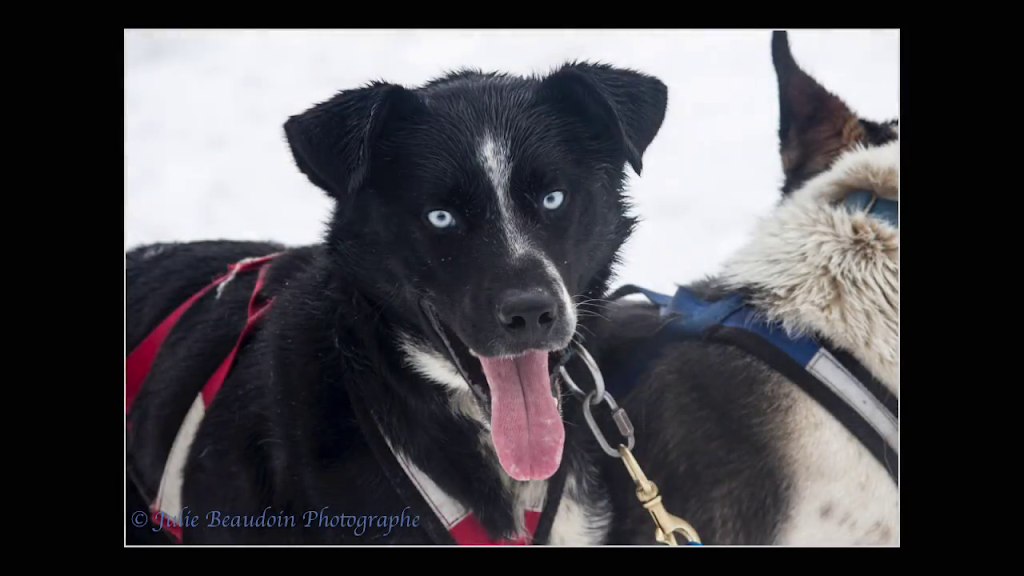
772,31,865,195
284,81,427,199
537,61,668,175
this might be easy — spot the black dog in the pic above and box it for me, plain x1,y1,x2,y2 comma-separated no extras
591,32,899,546
125,62,668,545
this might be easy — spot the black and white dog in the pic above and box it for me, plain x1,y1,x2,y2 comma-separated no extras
589,31,899,546
125,61,668,544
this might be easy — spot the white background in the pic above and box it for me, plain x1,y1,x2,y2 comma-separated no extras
124,29,899,295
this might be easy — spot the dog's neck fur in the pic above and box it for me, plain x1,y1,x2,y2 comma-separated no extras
320,263,613,546
708,133,899,545
718,133,899,397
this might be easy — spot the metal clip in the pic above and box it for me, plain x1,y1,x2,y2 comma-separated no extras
557,340,701,545
582,389,634,458
618,444,701,546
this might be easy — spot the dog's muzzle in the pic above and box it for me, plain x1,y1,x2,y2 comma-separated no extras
417,297,572,411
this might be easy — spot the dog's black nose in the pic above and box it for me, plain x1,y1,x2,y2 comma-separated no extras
497,289,558,339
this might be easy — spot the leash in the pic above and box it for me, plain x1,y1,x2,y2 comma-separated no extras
555,342,702,546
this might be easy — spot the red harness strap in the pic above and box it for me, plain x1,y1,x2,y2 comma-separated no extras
126,254,280,542
125,253,281,416
125,251,542,545
200,261,277,407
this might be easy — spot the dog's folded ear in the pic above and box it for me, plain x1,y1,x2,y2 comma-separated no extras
536,61,668,175
284,81,427,200
772,31,867,195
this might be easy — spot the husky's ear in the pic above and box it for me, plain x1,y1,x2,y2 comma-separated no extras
772,31,865,195
537,61,668,175
284,81,427,200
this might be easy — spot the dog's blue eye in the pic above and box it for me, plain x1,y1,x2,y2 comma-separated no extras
427,210,455,228
542,191,565,210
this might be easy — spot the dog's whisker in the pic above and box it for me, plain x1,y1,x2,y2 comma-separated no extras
571,329,590,345
575,299,612,308
574,300,615,314
572,296,616,305
576,309,610,322
574,325,595,340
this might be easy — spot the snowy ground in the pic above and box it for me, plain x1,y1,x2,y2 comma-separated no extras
124,29,899,295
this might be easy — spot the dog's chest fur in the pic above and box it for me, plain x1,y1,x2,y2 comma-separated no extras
507,472,611,545
548,465,613,545
472,423,612,545
441,435,611,545
775,380,898,545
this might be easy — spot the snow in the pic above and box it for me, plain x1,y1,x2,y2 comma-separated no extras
124,29,899,295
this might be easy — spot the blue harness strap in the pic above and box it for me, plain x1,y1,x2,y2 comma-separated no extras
601,191,899,484
605,284,899,485
843,190,899,228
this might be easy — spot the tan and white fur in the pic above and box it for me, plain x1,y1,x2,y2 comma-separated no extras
595,31,898,546
724,31,898,546
719,134,899,546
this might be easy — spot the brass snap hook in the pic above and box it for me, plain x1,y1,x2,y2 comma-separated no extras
618,445,702,546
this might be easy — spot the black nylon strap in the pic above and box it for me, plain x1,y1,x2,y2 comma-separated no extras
529,348,572,545
819,338,899,418
708,325,898,484
344,380,457,545
605,284,898,485
345,372,574,545
531,461,568,544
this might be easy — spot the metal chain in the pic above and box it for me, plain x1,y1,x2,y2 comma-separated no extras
556,341,702,546
557,344,634,458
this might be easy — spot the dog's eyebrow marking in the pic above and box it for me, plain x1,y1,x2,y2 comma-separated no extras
476,132,577,343
478,132,530,258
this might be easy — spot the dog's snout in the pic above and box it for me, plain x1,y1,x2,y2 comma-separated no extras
497,289,558,339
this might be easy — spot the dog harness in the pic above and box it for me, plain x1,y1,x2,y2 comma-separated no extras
603,192,899,485
126,253,281,542
125,252,558,545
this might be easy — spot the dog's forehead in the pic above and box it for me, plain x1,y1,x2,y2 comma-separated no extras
406,87,565,197
422,88,540,148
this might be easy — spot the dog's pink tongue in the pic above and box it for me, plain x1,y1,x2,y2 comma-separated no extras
478,351,564,481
